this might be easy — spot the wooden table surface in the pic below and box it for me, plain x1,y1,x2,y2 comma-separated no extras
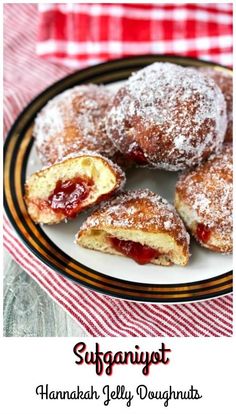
3,249,89,337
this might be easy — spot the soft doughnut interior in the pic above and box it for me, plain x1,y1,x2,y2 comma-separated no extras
175,193,232,253
25,155,123,224
77,227,189,266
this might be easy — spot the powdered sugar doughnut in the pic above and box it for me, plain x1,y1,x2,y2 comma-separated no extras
175,144,232,253
106,62,227,170
77,189,190,266
198,66,232,142
33,84,123,166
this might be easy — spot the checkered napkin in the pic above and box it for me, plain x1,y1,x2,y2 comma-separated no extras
36,3,233,68
3,3,233,336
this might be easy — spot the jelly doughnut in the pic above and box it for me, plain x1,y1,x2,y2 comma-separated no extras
77,189,190,266
106,62,227,170
175,144,232,253
33,84,123,166
25,152,125,224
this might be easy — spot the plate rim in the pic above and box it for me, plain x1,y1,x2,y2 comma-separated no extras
4,54,233,303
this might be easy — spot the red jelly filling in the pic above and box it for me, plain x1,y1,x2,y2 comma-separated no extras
127,146,147,165
196,223,211,244
48,176,94,218
109,237,159,265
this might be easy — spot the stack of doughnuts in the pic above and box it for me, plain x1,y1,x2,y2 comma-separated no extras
25,61,233,266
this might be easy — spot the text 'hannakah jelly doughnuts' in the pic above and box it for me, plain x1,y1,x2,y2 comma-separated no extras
76,189,190,266
25,152,125,225
106,62,227,170
175,144,232,253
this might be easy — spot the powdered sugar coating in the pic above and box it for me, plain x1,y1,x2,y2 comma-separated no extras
80,189,190,250
175,144,232,251
106,62,227,170
198,66,233,142
33,84,119,166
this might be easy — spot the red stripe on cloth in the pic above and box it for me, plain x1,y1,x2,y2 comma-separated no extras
4,4,233,337
54,273,154,336
191,302,232,334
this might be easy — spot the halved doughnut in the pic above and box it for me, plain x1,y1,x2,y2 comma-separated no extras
175,144,232,253
76,189,190,266
25,152,125,224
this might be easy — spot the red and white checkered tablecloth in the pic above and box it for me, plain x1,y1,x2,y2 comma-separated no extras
3,3,233,336
36,3,233,68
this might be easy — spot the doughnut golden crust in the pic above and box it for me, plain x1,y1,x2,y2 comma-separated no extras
175,144,232,253
25,152,126,225
33,84,122,166
199,67,232,142
106,62,227,170
77,189,190,266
